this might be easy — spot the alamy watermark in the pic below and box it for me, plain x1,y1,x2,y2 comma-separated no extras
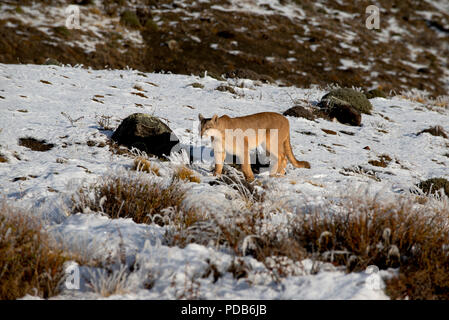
64,262,80,290
365,265,383,291
65,5,81,30
366,5,380,30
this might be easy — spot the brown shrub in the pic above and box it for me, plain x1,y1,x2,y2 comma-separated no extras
291,195,449,299
0,202,70,299
368,154,392,168
418,125,448,139
131,156,160,176
173,166,200,183
166,180,449,298
72,174,200,226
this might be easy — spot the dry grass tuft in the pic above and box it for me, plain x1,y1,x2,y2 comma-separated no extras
131,156,160,176
291,195,449,299
0,202,70,299
173,166,200,183
72,174,201,226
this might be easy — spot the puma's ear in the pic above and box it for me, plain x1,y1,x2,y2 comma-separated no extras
212,114,218,124
198,113,204,121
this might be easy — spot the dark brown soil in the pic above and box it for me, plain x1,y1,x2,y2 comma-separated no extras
18,137,54,152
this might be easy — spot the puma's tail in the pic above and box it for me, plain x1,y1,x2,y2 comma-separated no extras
284,136,311,169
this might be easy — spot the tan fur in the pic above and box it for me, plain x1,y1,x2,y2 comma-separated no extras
199,112,310,181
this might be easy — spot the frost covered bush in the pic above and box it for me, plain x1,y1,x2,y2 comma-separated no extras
291,193,449,299
0,202,70,299
72,174,204,227
417,177,449,197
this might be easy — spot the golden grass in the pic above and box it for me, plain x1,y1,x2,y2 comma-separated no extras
0,202,71,300
131,156,160,176
72,174,202,226
173,166,200,183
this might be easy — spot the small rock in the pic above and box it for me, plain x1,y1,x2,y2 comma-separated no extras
283,106,316,121
364,88,387,99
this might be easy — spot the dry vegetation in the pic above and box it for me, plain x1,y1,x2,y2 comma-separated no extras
131,156,160,176
69,165,449,299
0,202,71,300
173,165,201,183
72,174,203,227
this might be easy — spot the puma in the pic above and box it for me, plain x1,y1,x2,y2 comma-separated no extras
199,112,310,181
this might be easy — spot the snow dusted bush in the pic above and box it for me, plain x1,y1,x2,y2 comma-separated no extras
0,202,71,299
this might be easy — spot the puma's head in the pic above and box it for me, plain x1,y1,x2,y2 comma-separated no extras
198,114,219,137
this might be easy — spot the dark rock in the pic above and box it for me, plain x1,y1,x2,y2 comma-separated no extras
321,96,362,126
282,106,316,121
111,113,179,158
216,30,235,39
417,67,430,74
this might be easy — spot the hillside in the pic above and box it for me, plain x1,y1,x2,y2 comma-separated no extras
1,0,448,96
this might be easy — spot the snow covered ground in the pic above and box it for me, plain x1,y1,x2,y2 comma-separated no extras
1,63,448,299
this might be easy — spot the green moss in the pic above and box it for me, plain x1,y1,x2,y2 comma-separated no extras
120,10,141,29
418,178,449,197
144,19,158,32
53,26,71,38
364,89,387,99
322,88,373,114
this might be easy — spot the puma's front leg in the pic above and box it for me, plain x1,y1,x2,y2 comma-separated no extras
241,138,255,182
213,151,225,176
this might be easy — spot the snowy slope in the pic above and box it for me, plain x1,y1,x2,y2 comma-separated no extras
1,63,448,299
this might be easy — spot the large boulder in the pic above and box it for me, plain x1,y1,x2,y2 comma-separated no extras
320,88,373,115
326,97,362,126
111,113,179,158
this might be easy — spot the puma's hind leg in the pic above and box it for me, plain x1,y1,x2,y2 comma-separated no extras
277,153,287,175
273,139,287,176
268,141,286,177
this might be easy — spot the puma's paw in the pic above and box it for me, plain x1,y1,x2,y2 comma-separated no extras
270,173,286,178
245,175,255,182
213,171,222,177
